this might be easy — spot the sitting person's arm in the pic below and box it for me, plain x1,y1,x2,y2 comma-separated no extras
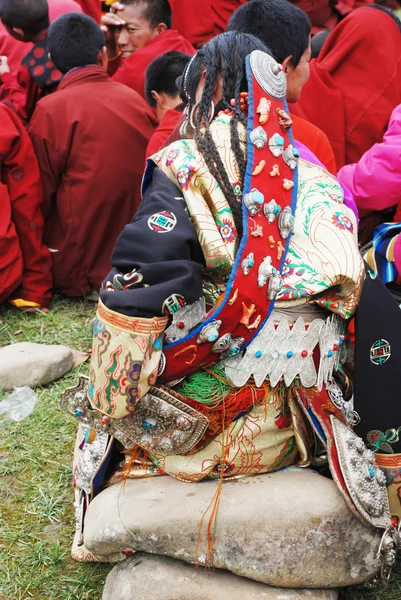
90,164,205,418
338,104,401,212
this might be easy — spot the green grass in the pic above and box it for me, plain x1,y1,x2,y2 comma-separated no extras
0,298,111,600
0,297,400,599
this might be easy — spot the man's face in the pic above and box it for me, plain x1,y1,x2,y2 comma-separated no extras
285,42,311,103
114,3,158,58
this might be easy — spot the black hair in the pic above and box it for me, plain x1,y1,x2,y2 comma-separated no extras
0,0,49,36
227,0,311,67
361,4,401,33
145,51,191,107
120,0,172,29
180,32,270,236
311,29,331,59
48,13,105,74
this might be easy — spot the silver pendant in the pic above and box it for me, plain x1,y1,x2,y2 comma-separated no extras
278,206,294,239
197,319,222,344
250,126,267,150
241,252,255,275
249,51,287,100
267,273,282,300
164,297,206,343
221,336,245,360
257,256,277,288
269,133,285,157
263,199,281,223
331,416,391,529
283,144,300,171
212,333,232,354
244,188,264,216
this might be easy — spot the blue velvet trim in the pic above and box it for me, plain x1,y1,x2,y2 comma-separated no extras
307,408,327,442
141,159,157,197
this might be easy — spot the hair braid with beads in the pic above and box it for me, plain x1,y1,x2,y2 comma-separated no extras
180,32,271,238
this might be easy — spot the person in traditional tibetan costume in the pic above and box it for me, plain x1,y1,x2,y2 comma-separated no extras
62,32,400,573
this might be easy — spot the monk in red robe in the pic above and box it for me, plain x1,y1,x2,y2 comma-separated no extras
29,13,156,297
293,6,401,169
289,0,373,34
144,51,190,158
76,0,102,21
170,0,247,48
101,0,194,98
0,0,83,74
0,103,52,309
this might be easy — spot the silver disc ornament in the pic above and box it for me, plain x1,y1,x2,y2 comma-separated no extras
249,51,287,101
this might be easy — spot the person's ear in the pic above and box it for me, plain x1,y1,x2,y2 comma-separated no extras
97,46,108,70
12,27,25,37
281,55,293,73
151,90,163,107
154,22,167,36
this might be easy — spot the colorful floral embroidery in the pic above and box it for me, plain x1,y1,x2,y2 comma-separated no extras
177,164,196,189
165,148,180,166
218,219,237,243
367,427,401,454
332,212,354,233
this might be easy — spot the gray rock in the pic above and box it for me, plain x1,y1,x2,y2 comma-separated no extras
0,342,74,389
102,553,339,600
84,468,381,588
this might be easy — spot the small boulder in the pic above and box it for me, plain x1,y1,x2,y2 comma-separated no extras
102,553,339,600
0,342,74,389
84,469,381,588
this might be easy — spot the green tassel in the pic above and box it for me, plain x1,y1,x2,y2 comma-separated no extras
175,365,233,408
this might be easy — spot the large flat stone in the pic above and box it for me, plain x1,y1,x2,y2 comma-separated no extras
0,342,73,389
102,553,339,600
84,469,381,588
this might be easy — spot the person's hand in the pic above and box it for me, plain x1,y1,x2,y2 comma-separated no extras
0,56,10,76
100,3,125,59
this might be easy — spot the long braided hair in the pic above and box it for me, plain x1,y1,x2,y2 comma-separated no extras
180,32,271,236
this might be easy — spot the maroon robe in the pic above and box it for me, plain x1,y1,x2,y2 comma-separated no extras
170,0,247,47
29,65,157,296
0,104,52,306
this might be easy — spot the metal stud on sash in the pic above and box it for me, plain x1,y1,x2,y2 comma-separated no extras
244,188,264,216
250,126,267,150
268,273,283,300
278,206,295,239
283,145,300,171
257,256,277,288
222,336,245,359
241,252,255,275
197,320,222,344
263,199,281,223
268,133,285,157
212,333,232,354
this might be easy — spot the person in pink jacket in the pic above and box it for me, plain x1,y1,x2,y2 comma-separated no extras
339,103,401,284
